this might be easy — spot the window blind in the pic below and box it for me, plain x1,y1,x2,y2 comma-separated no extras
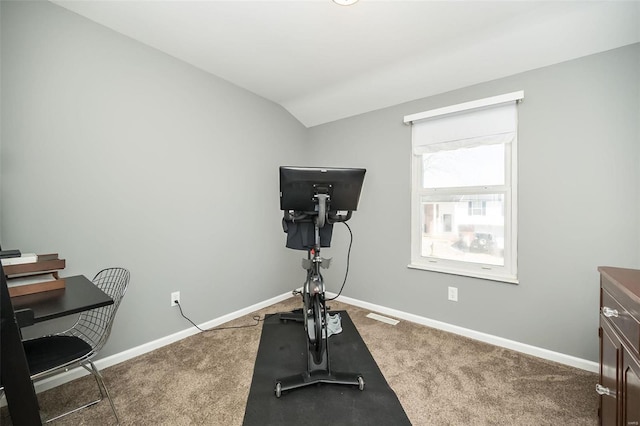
405,91,523,155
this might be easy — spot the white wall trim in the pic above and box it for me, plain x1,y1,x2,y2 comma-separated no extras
327,292,598,373
3,291,293,401
3,288,597,407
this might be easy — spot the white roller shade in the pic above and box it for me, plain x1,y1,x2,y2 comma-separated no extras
406,91,523,155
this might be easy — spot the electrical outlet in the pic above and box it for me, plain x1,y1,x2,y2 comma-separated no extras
171,291,180,307
448,286,458,302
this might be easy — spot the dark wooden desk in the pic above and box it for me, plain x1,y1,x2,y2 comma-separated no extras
12,275,114,326
1,273,114,425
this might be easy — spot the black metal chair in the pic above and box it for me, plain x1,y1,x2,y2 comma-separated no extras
21,267,130,423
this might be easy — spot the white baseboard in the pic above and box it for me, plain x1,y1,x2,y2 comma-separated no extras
6,290,294,400
328,292,599,373
3,288,597,407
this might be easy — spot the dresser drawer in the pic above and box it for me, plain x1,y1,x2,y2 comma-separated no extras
598,267,640,426
602,288,640,354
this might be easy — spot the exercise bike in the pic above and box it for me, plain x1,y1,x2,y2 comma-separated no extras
275,166,366,398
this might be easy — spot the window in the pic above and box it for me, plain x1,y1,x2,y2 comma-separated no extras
404,91,523,283
468,200,487,216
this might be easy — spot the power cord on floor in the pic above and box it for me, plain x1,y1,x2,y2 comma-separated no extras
175,300,265,332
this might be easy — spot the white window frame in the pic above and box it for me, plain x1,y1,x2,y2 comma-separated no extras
404,91,523,284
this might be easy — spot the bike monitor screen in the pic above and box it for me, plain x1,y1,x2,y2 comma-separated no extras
279,166,366,212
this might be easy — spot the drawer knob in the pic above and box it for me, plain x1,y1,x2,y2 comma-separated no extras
602,306,619,318
596,384,616,397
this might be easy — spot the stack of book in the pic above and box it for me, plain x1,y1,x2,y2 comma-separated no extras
1,252,38,266
1,251,66,297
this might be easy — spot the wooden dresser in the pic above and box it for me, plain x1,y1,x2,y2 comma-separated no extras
598,266,640,426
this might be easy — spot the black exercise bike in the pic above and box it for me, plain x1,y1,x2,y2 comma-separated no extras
275,191,365,397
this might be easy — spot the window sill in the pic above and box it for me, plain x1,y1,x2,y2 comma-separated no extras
407,262,519,284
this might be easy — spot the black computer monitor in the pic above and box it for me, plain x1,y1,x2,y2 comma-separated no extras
279,166,366,212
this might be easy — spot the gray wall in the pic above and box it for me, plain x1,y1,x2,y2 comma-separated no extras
308,43,640,362
0,1,306,356
1,0,638,364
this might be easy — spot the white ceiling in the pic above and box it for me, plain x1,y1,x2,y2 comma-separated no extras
53,0,640,127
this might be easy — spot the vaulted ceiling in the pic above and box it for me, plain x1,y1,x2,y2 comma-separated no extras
53,1,640,127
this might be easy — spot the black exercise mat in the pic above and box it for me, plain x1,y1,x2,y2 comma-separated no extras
243,310,412,426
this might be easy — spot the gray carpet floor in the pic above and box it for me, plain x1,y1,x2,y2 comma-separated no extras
1,297,598,425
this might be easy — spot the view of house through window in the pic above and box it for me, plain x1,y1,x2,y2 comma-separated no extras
421,194,505,266
420,143,506,267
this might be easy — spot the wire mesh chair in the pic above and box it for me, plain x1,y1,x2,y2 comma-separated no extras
21,267,130,424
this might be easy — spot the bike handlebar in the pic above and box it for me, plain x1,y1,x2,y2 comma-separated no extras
282,210,353,224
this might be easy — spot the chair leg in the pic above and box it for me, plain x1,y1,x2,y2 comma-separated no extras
43,362,119,424
87,360,120,425
84,362,107,400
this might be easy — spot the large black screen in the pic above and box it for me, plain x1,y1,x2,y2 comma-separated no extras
279,166,366,212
